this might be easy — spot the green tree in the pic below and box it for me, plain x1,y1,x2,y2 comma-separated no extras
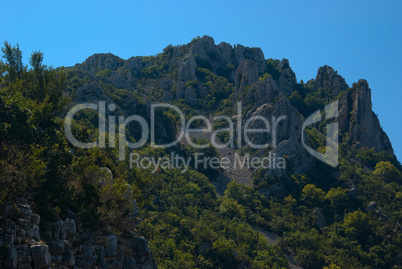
1,41,23,81
302,184,325,206
343,211,371,244
29,50,45,73
373,161,400,182
325,187,349,211
219,197,246,220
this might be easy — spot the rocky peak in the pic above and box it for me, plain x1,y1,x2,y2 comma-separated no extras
338,79,393,154
233,44,266,74
314,65,348,96
277,58,290,71
76,53,125,73
190,35,216,62
276,58,297,96
188,35,266,76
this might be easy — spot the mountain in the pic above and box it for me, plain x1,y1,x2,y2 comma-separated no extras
66,35,396,180
0,36,401,269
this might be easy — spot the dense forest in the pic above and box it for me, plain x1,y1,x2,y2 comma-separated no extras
0,37,401,269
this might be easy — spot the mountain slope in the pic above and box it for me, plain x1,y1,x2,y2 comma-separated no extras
62,36,401,269
0,37,401,269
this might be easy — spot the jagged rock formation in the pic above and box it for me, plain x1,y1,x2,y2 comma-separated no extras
246,97,313,178
232,58,311,178
309,65,393,154
67,35,395,182
314,65,348,96
71,36,299,107
0,203,157,269
277,59,297,96
338,79,393,154
190,36,266,78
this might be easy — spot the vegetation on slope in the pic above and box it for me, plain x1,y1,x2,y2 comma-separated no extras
1,41,401,269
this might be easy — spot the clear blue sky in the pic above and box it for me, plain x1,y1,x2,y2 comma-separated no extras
1,0,402,160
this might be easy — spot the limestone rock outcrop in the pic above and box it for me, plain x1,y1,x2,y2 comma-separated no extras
245,97,313,177
314,65,348,96
0,203,157,269
338,79,393,154
276,59,297,96
76,53,125,74
190,35,266,76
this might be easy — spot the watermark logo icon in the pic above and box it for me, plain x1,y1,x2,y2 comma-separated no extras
302,101,339,167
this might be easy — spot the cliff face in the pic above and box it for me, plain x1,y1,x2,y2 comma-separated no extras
338,79,393,154
313,66,393,155
0,203,157,269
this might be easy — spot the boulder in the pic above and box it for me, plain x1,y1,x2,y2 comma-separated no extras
17,218,30,230
3,247,17,269
367,201,380,212
62,248,75,267
27,225,40,241
60,219,76,240
129,237,157,267
30,214,40,226
104,234,117,257
16,244,31,269
47,240,65,256
30,244,51,269
311,208,327,228
18,205,32,220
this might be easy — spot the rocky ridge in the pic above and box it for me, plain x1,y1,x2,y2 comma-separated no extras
69,35,395,186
